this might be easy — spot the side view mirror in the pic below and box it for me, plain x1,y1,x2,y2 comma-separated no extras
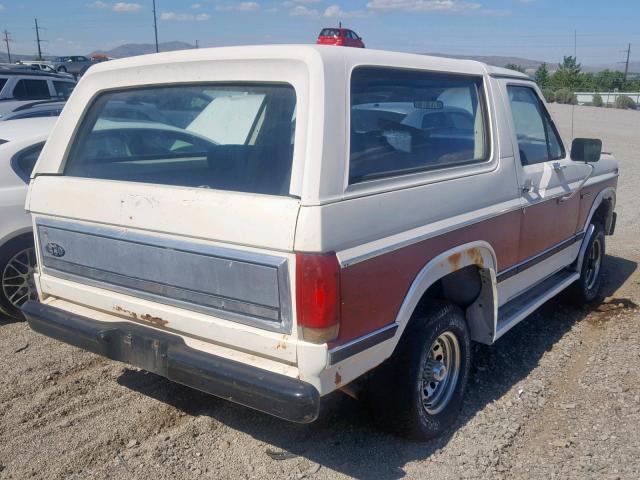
571,138,602,163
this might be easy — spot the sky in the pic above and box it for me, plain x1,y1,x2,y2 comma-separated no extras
0,0,638,66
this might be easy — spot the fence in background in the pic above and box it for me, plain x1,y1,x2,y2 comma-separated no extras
575,92,640,105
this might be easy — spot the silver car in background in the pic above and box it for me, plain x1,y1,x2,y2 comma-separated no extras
51,56,93,76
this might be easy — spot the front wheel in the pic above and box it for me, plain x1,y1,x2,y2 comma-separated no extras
568,223,605,304
369,302,472,441
0,236,38,319
57,66,67,73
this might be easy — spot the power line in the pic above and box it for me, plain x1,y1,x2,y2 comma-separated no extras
152,0,159,53
2,30,12,63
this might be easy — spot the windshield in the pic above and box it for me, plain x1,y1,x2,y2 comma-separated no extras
65,83,297,196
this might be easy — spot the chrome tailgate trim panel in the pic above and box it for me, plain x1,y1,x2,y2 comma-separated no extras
36,218,292,333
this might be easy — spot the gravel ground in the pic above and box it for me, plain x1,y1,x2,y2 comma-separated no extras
1,104,639,480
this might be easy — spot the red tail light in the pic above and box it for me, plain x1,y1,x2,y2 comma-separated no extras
296,252,341,343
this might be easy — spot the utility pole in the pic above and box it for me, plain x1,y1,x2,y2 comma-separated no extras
152,0,159,53
623,43,631,83
2,30,11,63
195,39,199,49
34,18,44,60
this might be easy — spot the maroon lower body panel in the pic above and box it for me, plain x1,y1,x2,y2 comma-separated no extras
334,177,617,346
336,209,520,345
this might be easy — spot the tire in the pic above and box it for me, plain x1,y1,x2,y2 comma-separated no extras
0,236,38,319
57,66,67,73
568,223,605,304
368,302,472,441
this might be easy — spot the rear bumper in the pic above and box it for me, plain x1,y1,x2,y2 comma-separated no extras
22,300,320,423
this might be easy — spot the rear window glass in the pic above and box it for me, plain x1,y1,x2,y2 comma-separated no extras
320,29,341,37
65,83,297,196
349,67,489,184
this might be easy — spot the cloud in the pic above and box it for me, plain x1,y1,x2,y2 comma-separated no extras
160,11,211,20
87,1,110,8
0,3,5,11
88,1,142,12
366,0,482,12
190,2,202,8
112,2,143,12
289,5,320,17
237,2,260,11
323,4,368,18
216,2,261,11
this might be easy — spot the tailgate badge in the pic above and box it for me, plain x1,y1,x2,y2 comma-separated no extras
46,243,66,258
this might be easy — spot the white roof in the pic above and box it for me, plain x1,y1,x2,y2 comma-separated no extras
84,44,530,79
0,117,57,142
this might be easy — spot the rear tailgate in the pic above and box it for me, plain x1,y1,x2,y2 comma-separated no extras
29,176,300,363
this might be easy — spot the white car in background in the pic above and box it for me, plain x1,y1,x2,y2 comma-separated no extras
0,117,56,318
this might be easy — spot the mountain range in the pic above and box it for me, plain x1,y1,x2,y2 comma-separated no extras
1,42,637,74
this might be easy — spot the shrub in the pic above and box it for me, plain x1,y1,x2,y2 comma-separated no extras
542,88,555,103
615,95,636,110
555,88,577,105
592,94,604,107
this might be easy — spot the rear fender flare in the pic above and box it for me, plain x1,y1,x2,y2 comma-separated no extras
393,241,498,344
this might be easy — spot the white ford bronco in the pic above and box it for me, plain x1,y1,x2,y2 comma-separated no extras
24,46,618,440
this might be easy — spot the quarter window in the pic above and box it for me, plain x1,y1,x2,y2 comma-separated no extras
53,81,75,99
507,85,565,165
349,67,489,184
12,143,44,182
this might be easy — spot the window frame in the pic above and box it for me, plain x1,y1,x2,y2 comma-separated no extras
506,83,566,167
346,65,493,187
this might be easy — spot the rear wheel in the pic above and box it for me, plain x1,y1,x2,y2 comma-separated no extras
0,236,38,319
369,302,471,441
568,223,605,304
57,66,67,73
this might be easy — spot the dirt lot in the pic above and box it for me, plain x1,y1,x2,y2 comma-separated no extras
1,104,639,480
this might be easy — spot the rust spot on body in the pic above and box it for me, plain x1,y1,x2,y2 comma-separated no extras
448,252,462,271
140,314,169,327
114,306,168,327
114,305,138,320
334,371,342,387
467,247,485,268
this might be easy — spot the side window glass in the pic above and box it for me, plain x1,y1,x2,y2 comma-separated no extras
0,78,7,94
349,67,489,184
507,85,564,165
13,79,50,100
